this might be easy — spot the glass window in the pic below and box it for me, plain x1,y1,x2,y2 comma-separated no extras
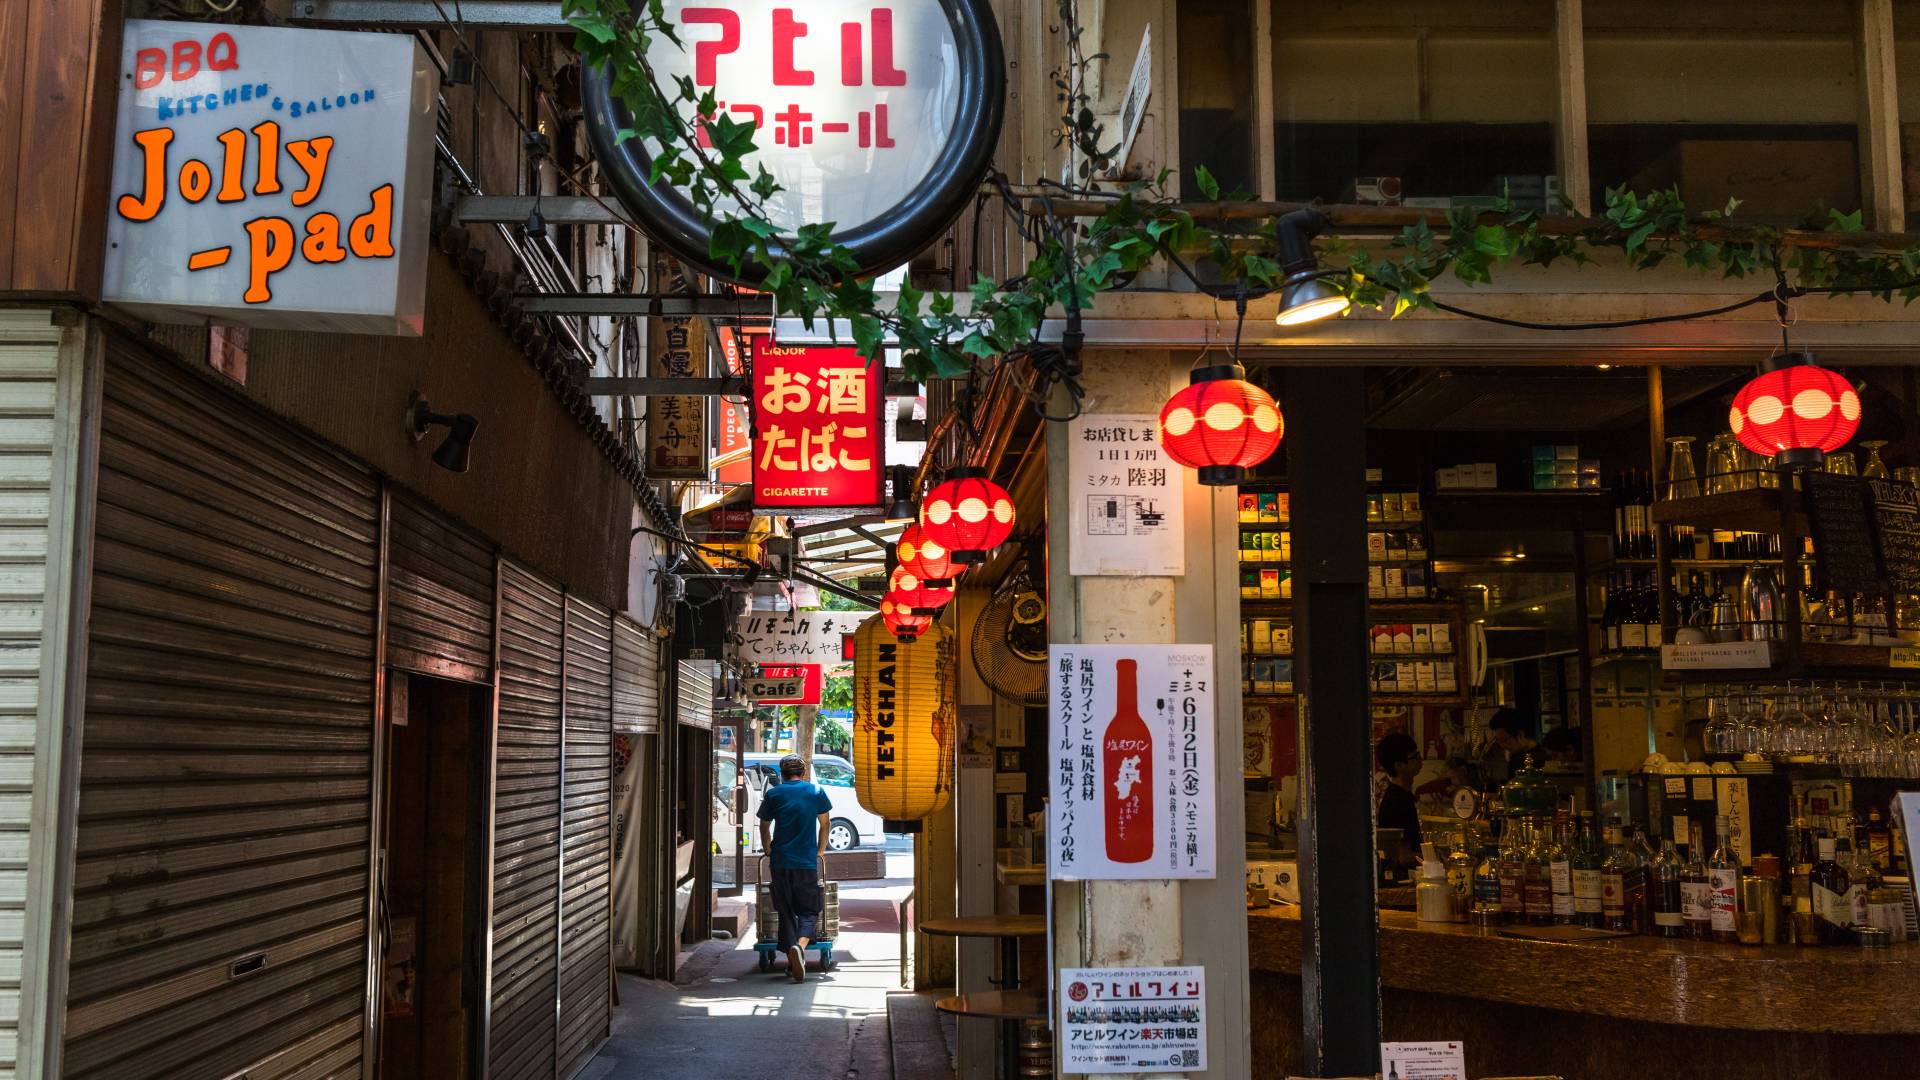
1179,0,1258,195
815,761,855,787
1896,6,1920,221
1270,1,1556,206
1585,0,1861,221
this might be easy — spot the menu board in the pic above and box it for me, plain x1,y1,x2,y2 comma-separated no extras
1802,472,1883,593
1865,478,1920,593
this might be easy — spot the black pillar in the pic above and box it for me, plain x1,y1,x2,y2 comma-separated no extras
1285,366,1380,1076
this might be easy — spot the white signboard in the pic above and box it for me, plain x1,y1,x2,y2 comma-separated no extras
1380,1041,1467,1080
649,0,959,235
104,21,435,335
1059,966,1205,1075
738,610,863,667
1049,644,1215,880
1068,414,1185,577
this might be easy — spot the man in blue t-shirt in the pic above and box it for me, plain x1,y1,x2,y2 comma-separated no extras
757,754,833,981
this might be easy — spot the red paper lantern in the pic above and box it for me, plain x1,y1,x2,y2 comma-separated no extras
920,467,1015,564
896,522,960,589
890,565,954,617
1158,362,1284,485
880,593,931,641
1729,356,1860,468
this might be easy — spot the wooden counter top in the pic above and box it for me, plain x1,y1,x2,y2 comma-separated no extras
1248,905,1920,1035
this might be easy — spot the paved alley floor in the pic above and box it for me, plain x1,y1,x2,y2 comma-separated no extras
584,848,926,1080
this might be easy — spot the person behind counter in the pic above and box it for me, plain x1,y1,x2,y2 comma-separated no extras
1538,725,1581,766
1487,709,1544,775
1376,732,1423,852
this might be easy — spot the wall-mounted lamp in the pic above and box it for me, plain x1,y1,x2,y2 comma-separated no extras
1273,208,1351,327
407,392,479,473
883,465,918,524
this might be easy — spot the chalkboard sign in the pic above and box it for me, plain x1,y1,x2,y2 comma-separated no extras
1866,478,1920,593
1802,472,1883,593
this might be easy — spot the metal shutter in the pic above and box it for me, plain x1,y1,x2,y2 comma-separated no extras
489,562,562,1080
558,597,612,1075
63,345,379,1079
609,617,659,735
675,661,714,729
386,492,494,684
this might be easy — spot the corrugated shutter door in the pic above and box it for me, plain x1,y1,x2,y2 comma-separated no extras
609,617,659,735
558,597,612,1074
64,346,378,1079
490,562,562,1080
386,493,493,684
675,661,713,729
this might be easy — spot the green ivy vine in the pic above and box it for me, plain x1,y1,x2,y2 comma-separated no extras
564,0,1920,386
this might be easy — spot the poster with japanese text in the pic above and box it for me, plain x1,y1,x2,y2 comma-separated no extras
752,342,884,508
738,610,862,670
1059,966,1206,1074
1068,414,1184,576
1049,644,1216,881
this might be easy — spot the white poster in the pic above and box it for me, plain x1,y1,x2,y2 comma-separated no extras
103,21,435,335
737,609,863,667
1380,1041,1467,1080
1048,644,1216,881
1059,966,1206,1075
1068,414,1185,576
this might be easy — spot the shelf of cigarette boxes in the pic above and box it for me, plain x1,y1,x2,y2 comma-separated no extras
1245,903,1920,1035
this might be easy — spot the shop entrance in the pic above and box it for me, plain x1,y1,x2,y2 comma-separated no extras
378,673,491,1078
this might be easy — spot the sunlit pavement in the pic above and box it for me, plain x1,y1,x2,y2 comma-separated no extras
584,846,918,1079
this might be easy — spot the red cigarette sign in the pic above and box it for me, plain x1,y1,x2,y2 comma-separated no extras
751,342,883,508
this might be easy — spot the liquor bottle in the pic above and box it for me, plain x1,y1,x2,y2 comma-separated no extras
1618,573,1648,651
1636,470,1656,558
1600,818,1633,931
1600,572,1617,649
1498,820,1528,924
1103,659,1153,863
1638,575,1663,649
1708,816,1741,943
1571,812,1605,928
1810,837,1851,945
1629,827,1656,930
1613,471,1629,557
1549,810,1575,925
1844,828,1876,929
1680,825,1712,940
1524,820,1555,926
1867,808,1890,872
1651,834,1685,937
1471,842,1504,927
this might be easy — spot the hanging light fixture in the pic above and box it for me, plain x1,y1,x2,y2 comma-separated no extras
880,593,931,641
896,522,959,590
883,465,919,524
1159,360,1284,485
919,467,1015,565
1273,208,1350,327
889,564,955,618
851,615,954,821
1729,353,1860,469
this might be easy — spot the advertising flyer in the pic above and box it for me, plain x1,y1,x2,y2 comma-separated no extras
1058,966,1206,1075
1067,413,1185,576
1380,1040,1467,1080
1048,644,1216,881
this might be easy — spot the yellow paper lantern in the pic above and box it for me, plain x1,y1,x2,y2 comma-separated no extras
852,614,953,821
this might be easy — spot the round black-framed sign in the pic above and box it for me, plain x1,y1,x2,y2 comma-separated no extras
584,0,1005,285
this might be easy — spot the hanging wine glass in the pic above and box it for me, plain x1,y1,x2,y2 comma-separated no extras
1826,450,1858,476
1706,435,1741,496
1666,436,1700,500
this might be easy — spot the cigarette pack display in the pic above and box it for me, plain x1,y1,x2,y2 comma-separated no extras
1239,493,1258,522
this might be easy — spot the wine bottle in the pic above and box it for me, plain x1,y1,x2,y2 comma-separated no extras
1103,659,1153,863
1810,837,1851,945
1708,816,1741,943
1571,811,1604,928
1602,572,1622,653
1680,824,1712,939
1549,810,1575,925
1651,833,1685,937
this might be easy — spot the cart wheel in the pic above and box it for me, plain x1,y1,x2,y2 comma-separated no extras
757,950,773,973
819,949,834,972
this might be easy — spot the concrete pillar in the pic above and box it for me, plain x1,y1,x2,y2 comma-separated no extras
1048,351,1251,1078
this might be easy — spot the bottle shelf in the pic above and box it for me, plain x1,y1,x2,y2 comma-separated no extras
1651,488,1806,536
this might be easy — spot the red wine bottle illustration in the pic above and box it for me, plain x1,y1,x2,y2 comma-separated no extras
1104,658,1154,863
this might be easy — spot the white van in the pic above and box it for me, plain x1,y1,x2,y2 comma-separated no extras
718,752,888,853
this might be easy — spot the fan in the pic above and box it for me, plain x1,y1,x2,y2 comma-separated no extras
974,569,1048,707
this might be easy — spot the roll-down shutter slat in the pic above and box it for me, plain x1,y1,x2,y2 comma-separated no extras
386,493,494,684
559,597,612,1074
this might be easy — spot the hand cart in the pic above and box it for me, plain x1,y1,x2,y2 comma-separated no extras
753,856,839,973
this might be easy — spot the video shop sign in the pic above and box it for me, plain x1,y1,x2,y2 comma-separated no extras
103,21,436,335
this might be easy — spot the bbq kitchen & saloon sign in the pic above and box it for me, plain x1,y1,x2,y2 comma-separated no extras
103,21,436,335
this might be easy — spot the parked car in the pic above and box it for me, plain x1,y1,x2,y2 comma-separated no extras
737,752,886,852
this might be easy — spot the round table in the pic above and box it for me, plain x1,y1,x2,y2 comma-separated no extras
920,915,1049,1078
935,989,1049,1020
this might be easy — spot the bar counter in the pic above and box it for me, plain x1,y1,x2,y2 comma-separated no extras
1248,905,1920,1079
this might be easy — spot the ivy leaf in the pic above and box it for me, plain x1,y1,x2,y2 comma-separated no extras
1827,208,1865,233
1193,165,1220,202
569,15,618,44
